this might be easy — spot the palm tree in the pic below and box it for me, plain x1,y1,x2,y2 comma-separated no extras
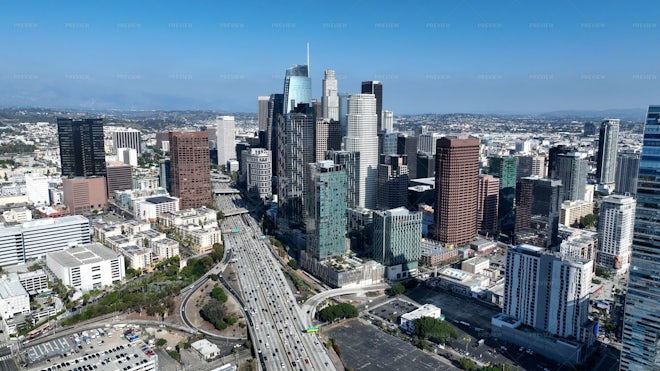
463,335,472,352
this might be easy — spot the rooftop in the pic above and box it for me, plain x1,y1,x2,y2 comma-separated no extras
47,243,120,268
145,196,176,204
0,278,28,299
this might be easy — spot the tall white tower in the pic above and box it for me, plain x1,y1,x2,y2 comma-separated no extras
322,69,339,121
215,116,236,166
382,110,394,132
597,194,635,273
344,94,378,209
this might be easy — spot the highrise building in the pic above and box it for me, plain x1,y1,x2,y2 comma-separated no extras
215,116,236,166
556,152,588,202
377,154,409,210
311,99,322,119
57,118,106,177
326,150,360,209
503,244,592,340
105,162,133,198
378,130,399,156
315,119,341,162
361,81,383,131
615,150,640,197
338,92,350,138
243,148,272,200
620,105,660,370
112,128,142,155
531,155,546,178
159,159,171,193
434,137,480,245
597,195,635,273
477,175,500,236
62,177,108,215
277,104,316,228
305,161,347,260
418,133,441,155
169,131,212,209
515,177,562,248
372,207,422,279
583,122,597,136
344,94,379,209
397,135,418,179
322,69,339,121
596,119,620,186
416,152,435,178
548,144,573,179
283,65,311,114
267,94,284,178
116,147,138,167
24,173,50,206
257,96,270,132
515,155,533,181
489,156,517,235
382,110,394,132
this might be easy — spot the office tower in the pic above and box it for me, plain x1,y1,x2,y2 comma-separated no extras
504,245,592,340
515,177,562,248
283,64,311,114
548,144,573,179
105,162,133,198
116,147,138,167
382,110,394,132
311,99,322,119
267,93,284,178
236,142,251,177
200,125,217,150
478,174,500,236
377,154,409,210
372,207,422,279
416,152,435,178
620,105,660,370
315,119,342,162
155,132,170,152
159,159,171,192
515,155,533,181
24,173,50,206
215,116,236,166
596,119,620,186
434,137,480,245
112,128,142,155
515,140,532,154
57,118,106,177
257,96,270,132
397,135,418,179
361,81,383,131
489,156,517,235
277,104,316,228
62,177,108,215
338,92,350,137
344,94,379,209
243,148,272,200
597,195,635,273
169,131,212,209
583,122,597,136
615,150,640,197
378,130,399,156
418,133,441,154
326,150,360,209
322,69,339,121
556,152,588,202
305,161,347,260
531,155,546,177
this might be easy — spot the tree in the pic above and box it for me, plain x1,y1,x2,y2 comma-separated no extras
390,283,405,296
287,259,299,270
413,317,458,344
210,284,228,303
578,214,598,229
155,338,167,347
27,263,41,272
318,303,359,322
459,357,478,371
463,335,472,352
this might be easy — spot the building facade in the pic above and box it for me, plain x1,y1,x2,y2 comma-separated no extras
477,174,500,236
62,176,108,215
57,118,106,177
372,207,422,279
556,152,588,202
106,162,133,198
597,195,635,273
322,69,339,121
315,119,341,162
596,119,620,186
377,154,410,210
326,150,360,209
112,128,142,155
215,116,236,166
24,173,50,206
243,148,272,200
615,150,640,198
169,131,212,209
515,177,562,248
283,64,311,114
46,243,125,291
361,81,383,131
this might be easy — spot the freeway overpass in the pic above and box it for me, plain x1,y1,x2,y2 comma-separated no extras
301,284,390,328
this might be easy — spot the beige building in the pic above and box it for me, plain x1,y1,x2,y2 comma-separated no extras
62,176,108,215
560,200,594,226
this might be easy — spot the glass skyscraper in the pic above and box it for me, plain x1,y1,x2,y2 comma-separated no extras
620,105,660,370
283,65,311,114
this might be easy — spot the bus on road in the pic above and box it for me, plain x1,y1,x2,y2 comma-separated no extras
304,327,319,333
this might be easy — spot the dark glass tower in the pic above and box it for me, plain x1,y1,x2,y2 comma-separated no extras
361,80,383,131
267,93,284,178
57,118,107,177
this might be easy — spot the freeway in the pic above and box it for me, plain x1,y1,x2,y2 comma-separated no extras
300,284,389,328
222,213,336,371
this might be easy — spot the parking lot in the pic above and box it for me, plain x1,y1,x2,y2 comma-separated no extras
367,299,418,326
326,319,457,370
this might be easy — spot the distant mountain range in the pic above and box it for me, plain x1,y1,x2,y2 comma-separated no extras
534,108,647,122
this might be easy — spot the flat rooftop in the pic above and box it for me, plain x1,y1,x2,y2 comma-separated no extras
145,196,176,204
47,243,119,268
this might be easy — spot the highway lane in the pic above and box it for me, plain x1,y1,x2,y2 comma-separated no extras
222,212,336,371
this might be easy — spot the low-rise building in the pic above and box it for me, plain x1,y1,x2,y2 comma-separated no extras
429,267,490,297
152,238,180,261
461,256,490,274
0,277,30,320
191,339,220,361
560,200,594,226
17,270,49,293
46,242,125,291
299,251,385,288
120,245,153,270
400,304,443,333
420,240,459,267
133,195,180,222
1,206,32,223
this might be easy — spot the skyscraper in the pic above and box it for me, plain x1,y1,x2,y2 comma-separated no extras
515,177,562,248
305,161,347,260
596,119,620,186
169,131,212,209
548,144,573,179
257,96,270,132
315,119,341,162
112,128,142,155
418,133,441,154
283,65,311,114
615,150,640,197
477,174,500,236
378,130,399,157
597,195,635,273
361,81,383,131
620,105,660,370
372,207,422,279
267,93,284,178
489,156,517,235
322,69,339,121
377,154,409,210
338,92,350,137
57,118,106,177
326,150,360,209
556,152,588,202
434,137,480,245
397,135,418,179
277,104,316,228
215,116,236,166
382,110,394,132
344,94,379,209
105,162,133,198
243,148,272,200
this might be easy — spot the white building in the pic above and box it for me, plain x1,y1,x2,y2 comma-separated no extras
152,238,180,260
322,69,339,121
418,133,442,154
382,110,394,132
0,277,29,320
597,195,635,273
531,155,546,178
216,116,236,166
17,270,49,293
2,207,32,223
191,339,220,361
112,128,142,155
133,195,180,222
461,256,490,275
243,148,272,200
117,147,138,167
560,200,594,226
344,94,379,209
120,245,153,270
159,207,217,228
46,243,125,291
25,173,50,205
399,303,443,333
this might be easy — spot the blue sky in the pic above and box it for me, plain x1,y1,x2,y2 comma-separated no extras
1,0,659,113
